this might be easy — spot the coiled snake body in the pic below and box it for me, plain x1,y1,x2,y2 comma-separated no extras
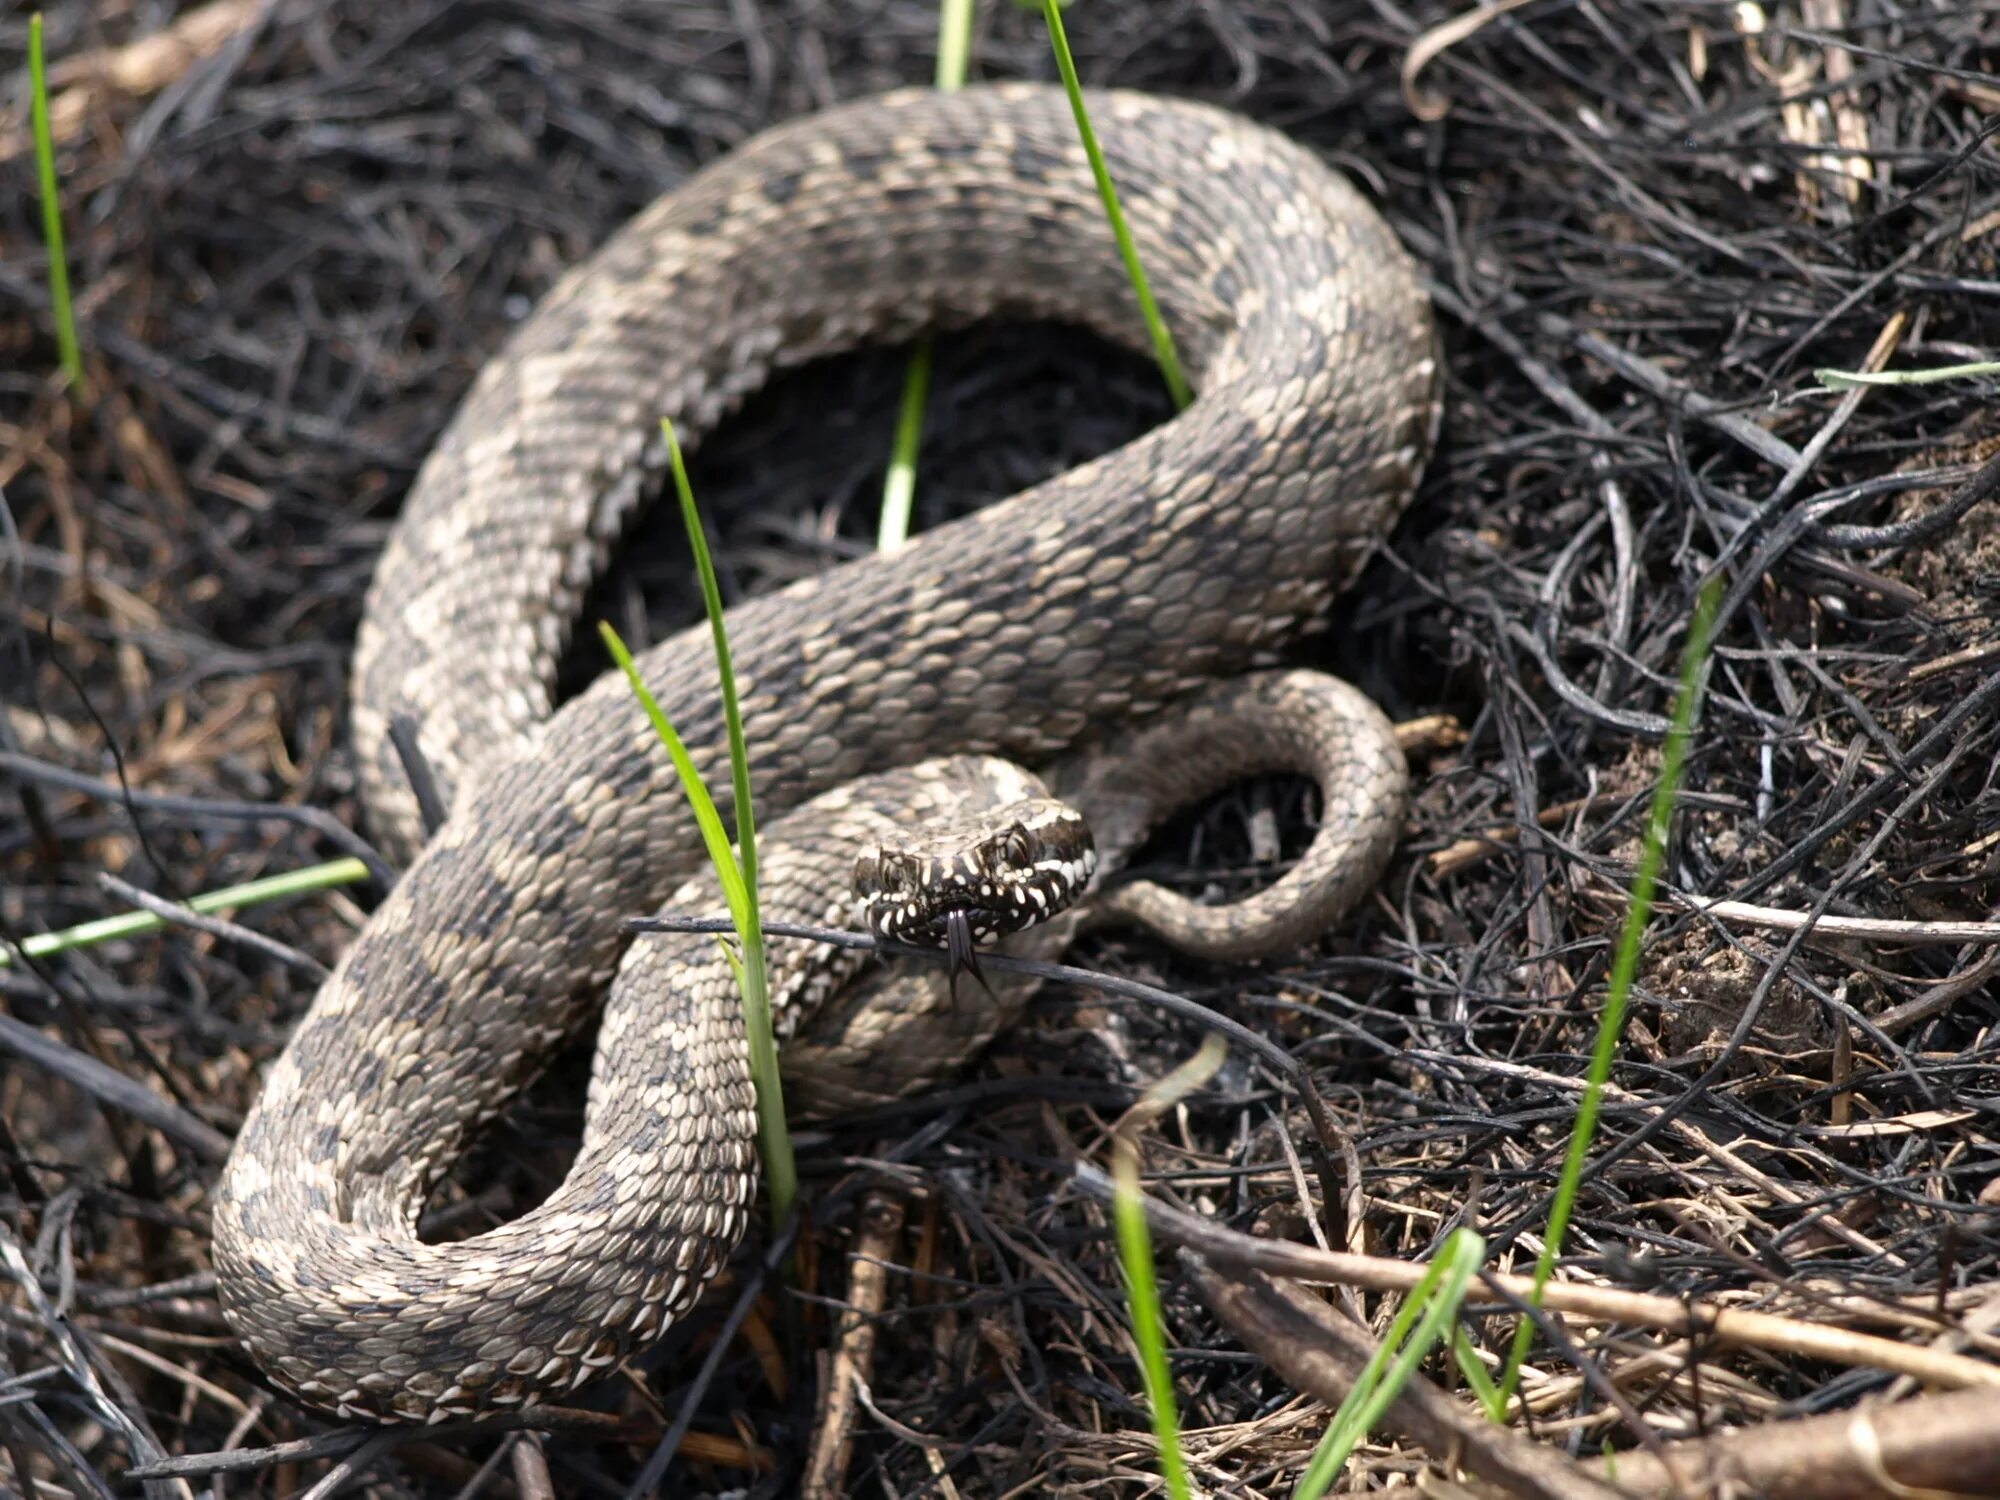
213,83,1438,1422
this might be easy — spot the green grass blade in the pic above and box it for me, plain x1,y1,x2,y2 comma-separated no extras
0,858,373,968
660,421,758,899
604,429,795,1230
935,0,974,90
1452,1325,1504,1421
1039,0,1192,410
1495,576,1723,1410
1112,1034,1226,1500
877,338,934,552
1112,1152,1192,1500
729,935,787,1218
1293,1229,1485,1498
876,0,977,552
599,620,794,1225
598,624,749,927
28,12,85,393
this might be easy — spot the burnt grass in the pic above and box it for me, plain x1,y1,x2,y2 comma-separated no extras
4,1,2000,1495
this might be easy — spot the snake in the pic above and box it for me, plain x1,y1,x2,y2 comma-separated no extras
210,82,1438,1424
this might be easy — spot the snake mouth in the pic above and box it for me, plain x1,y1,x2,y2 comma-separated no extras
870,890,1055,951
874,903,1011,982
866,888,1070,989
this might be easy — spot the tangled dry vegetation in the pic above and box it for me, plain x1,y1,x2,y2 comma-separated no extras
3,1,1999,1496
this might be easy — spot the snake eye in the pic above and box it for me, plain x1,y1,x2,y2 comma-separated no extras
1002,822,1033,868
853,853,883,897
854,850,917,898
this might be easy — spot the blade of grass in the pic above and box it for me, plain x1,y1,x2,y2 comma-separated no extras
1039,0,1192,410
660,421,758,899
876,0,979,552
934,0,974,91
0,858,372,969
598,625,749,928
1112,1164,1193,1500
876,340,934,552
1494,576,1723,1412
1452,1326,1504,1418
29,12,86,393
1113,1034,1228,1500
1817,360,2000,389
599,425,794,1228
600,621,793,1226
1292,1227,1486,1499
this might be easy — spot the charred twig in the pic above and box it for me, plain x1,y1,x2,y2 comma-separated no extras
802,1190,906,1500
1073,1167,2000,1392
0,1010,231,1163
0,751,391,887
1187,1253,1627,1500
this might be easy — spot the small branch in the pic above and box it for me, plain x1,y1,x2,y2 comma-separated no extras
1072,1167,2000,1393
1678,895,2000,947
125,1408,644,1483
802,1190,905,1500
0,750,392,886
1187,1254,1625,1500
0,1011,232,1163
95,871,330,980
1587,1385,2000,1500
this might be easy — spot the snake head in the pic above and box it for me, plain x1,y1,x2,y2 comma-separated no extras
853,797,1096,961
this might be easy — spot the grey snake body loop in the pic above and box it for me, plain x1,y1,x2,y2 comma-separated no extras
212,83,1438,1423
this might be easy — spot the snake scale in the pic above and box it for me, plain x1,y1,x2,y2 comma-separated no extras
212,82,1438,1423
